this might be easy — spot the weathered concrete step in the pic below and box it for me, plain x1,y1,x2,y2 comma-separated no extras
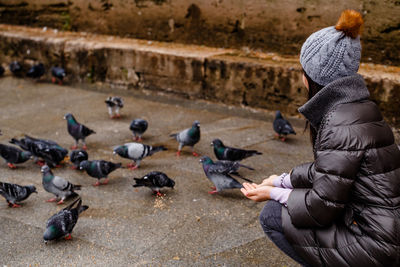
0,24,399,125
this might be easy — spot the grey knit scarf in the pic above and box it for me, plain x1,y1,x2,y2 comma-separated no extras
298,74,370,128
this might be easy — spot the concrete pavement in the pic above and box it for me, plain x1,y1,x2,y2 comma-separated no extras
0,77,315,266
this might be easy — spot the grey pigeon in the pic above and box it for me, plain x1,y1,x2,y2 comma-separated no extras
211,159,254,183
105,96,124,118
273,110,296,141
10,135,68,167
9,61,22,76
133,171,175,196
41,165,81,205
79,160,122,186
170,120,200,156
211,139,262,161
0,143,32,169
43,198,88,243
26,63,45,79
64,113,96,150
129,119,148,141
0,182,37,208
51,66,66,85
69,149,88,170
113,142,167,170
200,156,243,194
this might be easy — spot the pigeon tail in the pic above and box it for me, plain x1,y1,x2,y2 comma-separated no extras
230,172,254,183
237,163,255,171
149,146,167,156
169,133,178,138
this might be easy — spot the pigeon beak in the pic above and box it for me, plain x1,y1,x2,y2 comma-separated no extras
210,142,213,146
44,240,48,245
113,151,116,155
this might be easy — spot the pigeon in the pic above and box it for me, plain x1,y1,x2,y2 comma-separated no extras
41,165,81,205
0,65,4,76
210,158,254,183
0,182,37,208
130,119,148,141
273,110,296,141
79,160,122,186
43,198,88,243
51,66,66,85
9,61,23,76
26,63,45,79
200,156,243,194
113,142,167,170
10,135,68,167
64,113,96,150
170,120,201,156
69,149,88,170
0,143,32,169
105,96,124,119
133,171,175,196
211,139,262,161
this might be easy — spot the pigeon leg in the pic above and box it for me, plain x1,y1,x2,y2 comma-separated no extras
64,234,72,240
208,190,218,194
191,146,199,157
36,160,46,167
82,140,87,150
46,197,58,202
51,77,56,83
7,163,17,169
154,191,164,197
100,178,109,185
108,107,114,118
281,137,286,142
11,203,21,208
176,150,181,157
137,136,142,142
93,181,101,186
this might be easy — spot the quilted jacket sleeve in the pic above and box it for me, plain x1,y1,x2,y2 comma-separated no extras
286,126,364,228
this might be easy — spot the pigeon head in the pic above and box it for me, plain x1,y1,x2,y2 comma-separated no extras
63,113,76,121
211,139,224,148
43,225,61,242
167,178,175,188
27,185,38,194
113,145,128,157
79,160,90,170
192,121,200,129
275,110,283,119
41,165,51,173
199,156,213,165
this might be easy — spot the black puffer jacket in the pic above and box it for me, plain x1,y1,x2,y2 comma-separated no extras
282,74,400,266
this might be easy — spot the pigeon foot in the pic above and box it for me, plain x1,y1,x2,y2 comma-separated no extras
36,160,46,167
93,181,101,186
64,234,72,240
208,190,218,194
82,145,88,150
7,163,17,169
101,178,109,185
51,77,56,83
71,145,78,150
210,186,216,190
57,199,65,205
192,152,199,157
155,191,164,197
176,151,181,157
9,203,21,208
46,197,58,202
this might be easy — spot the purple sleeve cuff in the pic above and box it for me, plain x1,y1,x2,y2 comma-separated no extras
270,187,292,206
272,173,293,189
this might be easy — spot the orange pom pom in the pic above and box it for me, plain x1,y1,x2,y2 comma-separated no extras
335,10,364,38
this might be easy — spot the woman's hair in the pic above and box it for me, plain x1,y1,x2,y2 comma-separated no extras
303,70,324,147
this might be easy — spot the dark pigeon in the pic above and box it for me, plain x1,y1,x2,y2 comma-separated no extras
0,65,4,76
170,120,200,156
41,165,81,205
273,110,296,141
64,113,96,150
43,198,88,243
51,66,66,85
200,156,243,194
69,149,88,170
113,142,167,170
129,119,148,141
26,63,45,79
133,171,175,196
211,139,262,161
105,96,124,119
79,160,122,186
0,182,37,208
10,135,68,168
0,143,32,169
9,61,23,76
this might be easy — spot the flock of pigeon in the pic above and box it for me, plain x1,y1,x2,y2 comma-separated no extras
0,65,297,244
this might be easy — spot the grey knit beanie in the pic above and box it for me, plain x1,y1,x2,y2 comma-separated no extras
300,10,364,86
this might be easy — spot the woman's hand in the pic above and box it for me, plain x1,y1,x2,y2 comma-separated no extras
241,182,273,202
260,174,278,187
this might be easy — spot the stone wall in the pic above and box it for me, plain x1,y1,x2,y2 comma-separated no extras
0,0,399,66
0,25,399,125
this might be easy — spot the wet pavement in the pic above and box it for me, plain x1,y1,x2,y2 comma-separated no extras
0,77,313,266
